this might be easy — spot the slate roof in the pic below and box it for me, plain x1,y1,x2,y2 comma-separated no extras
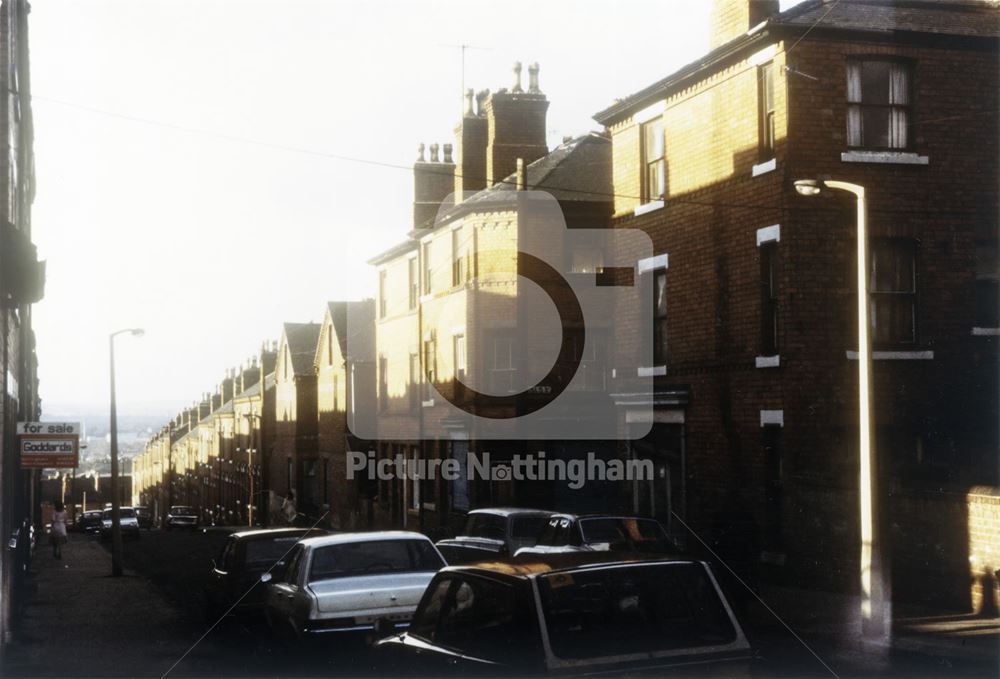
319,300,376,366
777,0,1000,39
282,322,322,376
368,133,611,265
454,132,612,212
595,0,999,125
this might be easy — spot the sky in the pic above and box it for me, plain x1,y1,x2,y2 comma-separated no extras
29,0,805,418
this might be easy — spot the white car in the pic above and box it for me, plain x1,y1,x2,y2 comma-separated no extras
100,507,140,541
262,531,446,638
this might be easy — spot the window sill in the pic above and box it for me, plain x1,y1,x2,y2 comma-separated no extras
972,327,1000,336
752,158,776,177
634,200,664,217
755,355,780,368
846,350,934,360
841,150,929,165
638,365,666,377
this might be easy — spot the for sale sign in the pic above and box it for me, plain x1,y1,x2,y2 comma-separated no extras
17,422,80,469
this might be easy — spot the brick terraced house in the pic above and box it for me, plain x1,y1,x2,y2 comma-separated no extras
594,0,998,609
369,65,620,537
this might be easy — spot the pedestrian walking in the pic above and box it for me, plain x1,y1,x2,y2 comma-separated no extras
50,502,68,559
281,490,297,526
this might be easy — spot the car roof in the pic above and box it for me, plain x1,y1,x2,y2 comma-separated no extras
448,552,698,580
229,527,326,541
548,513,662,522
298,531,432,549
467,507,555,518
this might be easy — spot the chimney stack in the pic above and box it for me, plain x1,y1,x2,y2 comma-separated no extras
710,0,779,50
260,340,278,379
221,368,235,404
413,139,456,229
484,62,549,187
453,89,489,202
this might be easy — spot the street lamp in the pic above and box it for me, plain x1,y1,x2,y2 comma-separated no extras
794,179,887,641
109,327,144,577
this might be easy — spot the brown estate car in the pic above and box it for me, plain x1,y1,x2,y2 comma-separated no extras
374,552,753,676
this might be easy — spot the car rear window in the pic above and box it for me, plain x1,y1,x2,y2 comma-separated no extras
309,539,444,582
465,513,506,540
172,507,196,516
538,562,736,660
579,518,672,553
245,536,303,567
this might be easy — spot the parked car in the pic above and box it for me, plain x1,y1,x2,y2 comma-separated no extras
100,507,140,541
436,507,552,565
514,513,677,557
165,505,199,531
435,508,554,564
75,510,104,534
205,527,328,620
134,506,153,530
262,531,446,639
374,552,752,676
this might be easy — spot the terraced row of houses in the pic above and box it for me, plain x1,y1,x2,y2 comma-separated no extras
133,0,999,612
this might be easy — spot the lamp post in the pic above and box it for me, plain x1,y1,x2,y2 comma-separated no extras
794,179,887,641
109,327,144,577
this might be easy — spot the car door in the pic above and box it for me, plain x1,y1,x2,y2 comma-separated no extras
207,538,235,609
268,544,305,633
389,575,514,676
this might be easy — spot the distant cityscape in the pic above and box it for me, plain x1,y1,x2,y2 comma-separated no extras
40,414,163,480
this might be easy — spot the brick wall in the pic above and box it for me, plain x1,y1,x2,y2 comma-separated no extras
605,26,998,598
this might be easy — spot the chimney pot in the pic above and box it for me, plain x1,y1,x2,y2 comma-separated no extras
429,143,440,163
417,142,425,162
464,88,475,116
475,89,489,116
511,61,523,93
528,62,540,93
443,143,453,163
516,158,527,191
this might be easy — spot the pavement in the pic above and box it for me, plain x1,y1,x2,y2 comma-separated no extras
2,532,998,678
743,582,1000,677
1,534,234,678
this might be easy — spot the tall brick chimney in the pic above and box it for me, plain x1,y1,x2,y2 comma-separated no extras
710,0,779,50
220,368,235,404
260,340,278,378
197,393,211,421
413,141,456,229
453,88,489,202
484,62,548,187
239,358,261,394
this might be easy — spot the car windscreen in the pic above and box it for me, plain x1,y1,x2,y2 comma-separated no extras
245,536,304,568
309,539,444,582
171,507,196,516
579,518,672,552
103,509,135,519
538,562,736,660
